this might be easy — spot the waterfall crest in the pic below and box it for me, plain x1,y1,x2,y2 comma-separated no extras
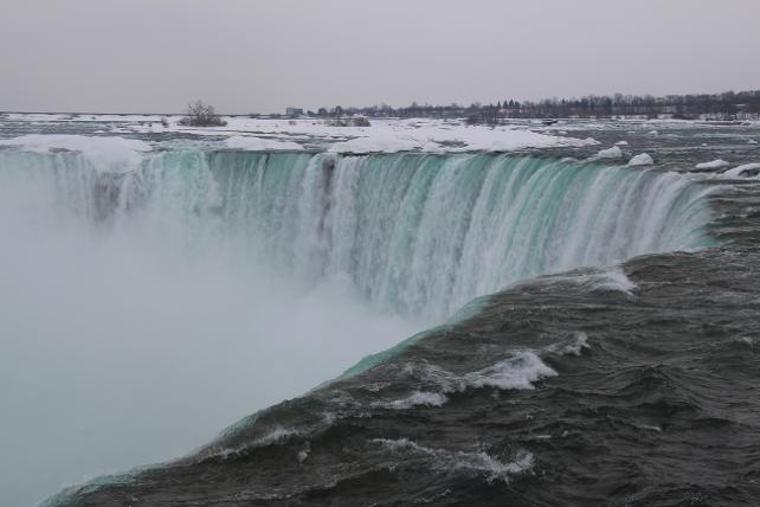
0,149,716,320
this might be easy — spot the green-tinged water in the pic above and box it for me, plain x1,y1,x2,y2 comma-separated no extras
0,149,717,320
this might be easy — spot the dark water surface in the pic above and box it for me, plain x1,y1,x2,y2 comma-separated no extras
51,245,760,506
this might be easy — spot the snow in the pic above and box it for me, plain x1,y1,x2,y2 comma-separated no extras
628,153,654,166
328,135,423,154
1,114,606,154
721,163,760,178
595,146,624,159
317,120,599,154
99,116,598,154
422,140,444,152
0,115,606,159
0,134,150,172
225,136,303,151
18,114,760,160
695,159,730,170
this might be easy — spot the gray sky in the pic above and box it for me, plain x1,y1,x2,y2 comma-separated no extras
1,0,759,113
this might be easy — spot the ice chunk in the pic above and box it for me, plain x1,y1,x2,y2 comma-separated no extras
628,153,654,166
595,146,624,159
695,159,730,170
721,163,760,178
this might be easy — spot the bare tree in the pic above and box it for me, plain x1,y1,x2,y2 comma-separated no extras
178,100,227,127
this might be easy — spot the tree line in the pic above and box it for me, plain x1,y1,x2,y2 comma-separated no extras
301,90,760,123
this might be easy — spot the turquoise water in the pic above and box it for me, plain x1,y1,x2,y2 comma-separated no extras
0,149,716,321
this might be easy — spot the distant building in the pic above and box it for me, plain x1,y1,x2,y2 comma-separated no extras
285,107,304,117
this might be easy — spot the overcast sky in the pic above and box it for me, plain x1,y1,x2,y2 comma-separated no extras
1,0,759,113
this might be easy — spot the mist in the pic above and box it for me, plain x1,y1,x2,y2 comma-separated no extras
0,157,418,506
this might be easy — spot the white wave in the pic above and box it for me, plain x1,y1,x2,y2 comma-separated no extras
375,391,449,410
463,352,558,390
213,427,300,459
546,332,590,356
255,427,300,446
297,444,311,464
361,382,390,392
406,351,557,394
373,438,534,483
591,269,638,295
736,336,756,346
519,268,638,296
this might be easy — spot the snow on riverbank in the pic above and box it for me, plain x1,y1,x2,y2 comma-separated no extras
170,117,601,153
2,114,601,154
225,136,303,151
0,134,150,172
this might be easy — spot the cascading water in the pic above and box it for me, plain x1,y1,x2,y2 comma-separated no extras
40,149,715,320
0,144,718,507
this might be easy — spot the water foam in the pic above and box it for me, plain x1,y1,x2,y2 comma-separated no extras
375,391,449,410
545,332,591,356
592,269,639,295
405,351,558,394
373,438,534,483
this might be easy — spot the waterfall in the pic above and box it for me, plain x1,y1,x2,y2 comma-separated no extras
0,145,719,507
0,148,716,321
